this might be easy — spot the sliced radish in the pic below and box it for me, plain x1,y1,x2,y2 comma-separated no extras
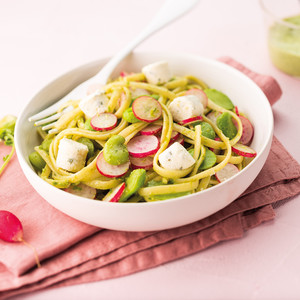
168,134,184,146
215,163,239,183
173,134,184,145
178,116,203,126
232,143,257,157
65,183,97,199
206,111,221,124
233,115,254,145
132,96,162,123
96,152,130,178
90,113,118,131
102,182,126,202
235,106,240,116
116,92,126,110
170,131,180,142
127,135,160,158
120,71,129,77
185,88,208,108
130,88,151,99
129,155,154,170
140,124,162,136
0,210,41,268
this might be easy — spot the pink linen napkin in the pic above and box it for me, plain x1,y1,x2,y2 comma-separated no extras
1,58,300,299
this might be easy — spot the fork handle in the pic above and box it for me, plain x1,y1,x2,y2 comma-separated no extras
92,0,200,84
29,0,199,122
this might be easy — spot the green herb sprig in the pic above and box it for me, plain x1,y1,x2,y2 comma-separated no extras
0,115,17,176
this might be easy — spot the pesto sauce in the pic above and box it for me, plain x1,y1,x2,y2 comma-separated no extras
268,15,300,77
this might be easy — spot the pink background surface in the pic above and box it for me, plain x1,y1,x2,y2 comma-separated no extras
1,0,299,299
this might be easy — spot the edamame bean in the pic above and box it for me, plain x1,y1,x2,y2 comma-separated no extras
103,135,129,165
29,151,46,171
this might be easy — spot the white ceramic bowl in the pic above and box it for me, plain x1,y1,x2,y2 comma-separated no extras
15,52,273,231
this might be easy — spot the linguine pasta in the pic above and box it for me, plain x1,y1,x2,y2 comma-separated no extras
31,70,254,203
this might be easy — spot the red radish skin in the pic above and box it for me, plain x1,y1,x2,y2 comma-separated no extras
235,106,240,116
215,163,239,183
185,88,208,108
120,71,134,77
127,135,160,158
0,210,23,242
91,113,118,131
120,71,128,77
233,115,254,145
129,155,154,170
132,96,162,123
102,183,126,202
96,152,130,178
232,143,257,157
0,210,41,267
178,116,203,126
169,134,184,146
140,124,162,136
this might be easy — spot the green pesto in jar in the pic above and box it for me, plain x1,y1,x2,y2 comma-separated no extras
268,15,300,77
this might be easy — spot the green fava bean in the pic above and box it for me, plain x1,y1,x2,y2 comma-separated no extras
39,138,53,152
216,112,237,140
77,137,94,158
84,119,96,131
103,135,129,165
29,151,46,172
188,148,194,157
204,89,234,110
119,168,146,202
199,148,217,170
123,107,140,123
200,122,215,140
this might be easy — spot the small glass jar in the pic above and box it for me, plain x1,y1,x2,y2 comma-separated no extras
260,0,300,77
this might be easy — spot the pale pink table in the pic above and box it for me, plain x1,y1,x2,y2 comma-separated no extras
1,0,299,299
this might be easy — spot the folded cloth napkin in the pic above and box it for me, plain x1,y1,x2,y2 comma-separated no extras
1,58,300,299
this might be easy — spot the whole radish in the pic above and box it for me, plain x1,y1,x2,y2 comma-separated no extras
0,210,41,267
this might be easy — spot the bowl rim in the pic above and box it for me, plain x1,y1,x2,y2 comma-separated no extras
15,51,274,209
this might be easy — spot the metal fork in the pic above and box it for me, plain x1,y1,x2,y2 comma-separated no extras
28,0,200,134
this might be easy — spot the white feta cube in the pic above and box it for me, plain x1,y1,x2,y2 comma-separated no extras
159,142,195,170
142,61,172,85
56,138,89,172
168,95,204,122
79,89,109,119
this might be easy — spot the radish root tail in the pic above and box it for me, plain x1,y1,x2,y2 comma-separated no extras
21,238,41,268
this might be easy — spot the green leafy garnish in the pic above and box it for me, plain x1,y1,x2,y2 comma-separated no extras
0,115,17,176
